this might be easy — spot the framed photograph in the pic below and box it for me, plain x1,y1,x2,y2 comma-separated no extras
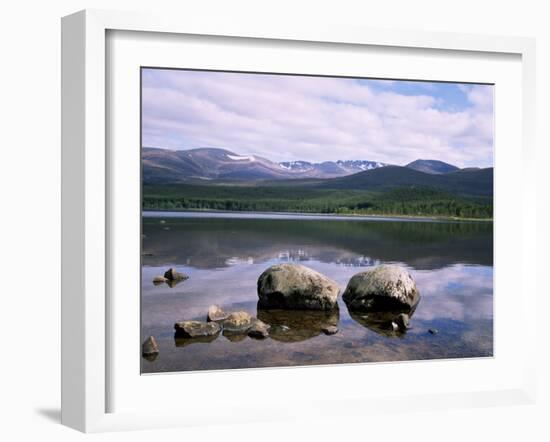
61,9,538,432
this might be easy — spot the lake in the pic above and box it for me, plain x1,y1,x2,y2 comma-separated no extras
141,211,493,373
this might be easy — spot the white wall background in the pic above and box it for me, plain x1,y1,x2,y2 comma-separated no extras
0,1,547,440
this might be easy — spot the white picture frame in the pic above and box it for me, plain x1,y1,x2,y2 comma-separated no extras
61,9,538,433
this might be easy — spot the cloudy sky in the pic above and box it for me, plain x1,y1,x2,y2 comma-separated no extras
142,68,494,167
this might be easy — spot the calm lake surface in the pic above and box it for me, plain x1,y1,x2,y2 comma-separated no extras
141,211,493,373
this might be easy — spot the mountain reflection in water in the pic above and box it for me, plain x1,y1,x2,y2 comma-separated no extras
141,213,493,373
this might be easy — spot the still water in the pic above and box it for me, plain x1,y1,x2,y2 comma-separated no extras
141,212,493,373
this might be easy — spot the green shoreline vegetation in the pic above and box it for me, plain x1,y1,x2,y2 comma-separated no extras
142,184,493,220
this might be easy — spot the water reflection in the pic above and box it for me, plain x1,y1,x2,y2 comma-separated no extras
142,216,493,271
174,334,219,347
257,308,340,343
141,212,494,373
347,308,417,338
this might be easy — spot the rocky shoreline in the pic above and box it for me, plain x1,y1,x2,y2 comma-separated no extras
143,263,424,359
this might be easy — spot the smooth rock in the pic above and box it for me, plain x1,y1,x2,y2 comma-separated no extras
321,325,339,335
164,267,189,282
428,328,439,335
248,320,271,339
343,265,420,312
207,305,227,322
152,275,167,284
394,313,410,331
142,336,159,356
257,263,339,310
223,311,254,332
174,320,221,338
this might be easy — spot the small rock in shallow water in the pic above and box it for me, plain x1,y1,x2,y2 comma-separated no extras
248,320,271,339
428,328,438,335
321,325,339,335
207,305,227,322
142,336,159,356
152,275,167,284
164,268,189,282
223,311,253,332
394,313,410,331
174,320,221,338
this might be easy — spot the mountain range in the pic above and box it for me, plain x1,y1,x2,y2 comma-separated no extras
142,147,471,184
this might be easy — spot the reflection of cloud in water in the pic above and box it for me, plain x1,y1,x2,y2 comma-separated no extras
142,261,492,331
141,217,493,372
225,256,254,266
411,264,493,322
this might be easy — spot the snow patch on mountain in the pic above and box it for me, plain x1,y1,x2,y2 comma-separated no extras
279,161,314,171
227,154,255,162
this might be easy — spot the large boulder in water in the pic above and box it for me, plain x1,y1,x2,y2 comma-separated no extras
257,263,339,310
343,265,420,312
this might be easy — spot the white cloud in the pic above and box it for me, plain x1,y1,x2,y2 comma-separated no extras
142,70,494,167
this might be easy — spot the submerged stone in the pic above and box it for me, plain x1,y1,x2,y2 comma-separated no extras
257,263,339,310
394,313,410,331
248,319,271,339
348,309,417,338
257,308,339,343
152,275,167,284
321,325,339,335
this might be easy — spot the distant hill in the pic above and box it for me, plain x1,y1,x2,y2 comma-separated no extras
142,147,388,183
142,147,292,183
406,159,460,174
317,165,493,197
142,147,491,199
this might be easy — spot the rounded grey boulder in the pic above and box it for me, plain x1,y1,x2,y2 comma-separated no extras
257,263,339,310
343,265,420,312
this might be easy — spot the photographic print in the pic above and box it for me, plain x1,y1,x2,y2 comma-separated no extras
140,68,493,373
